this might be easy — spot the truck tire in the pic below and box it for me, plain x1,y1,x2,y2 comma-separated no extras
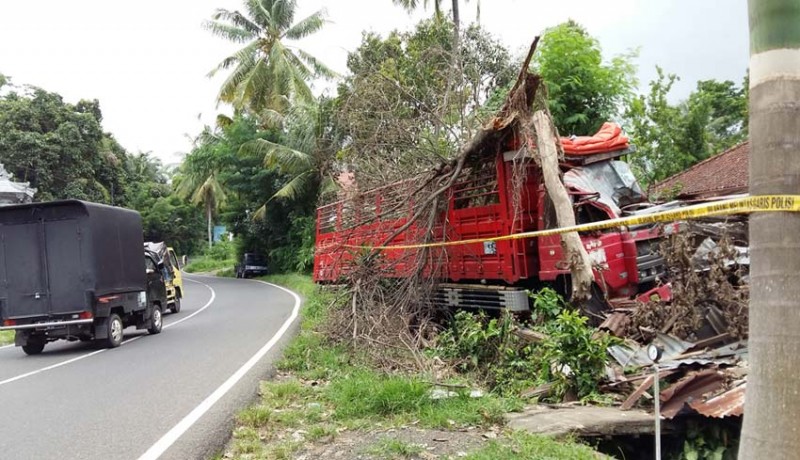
22,340,45,355
170,297,181,314
100,314,124,349
148,306,163,335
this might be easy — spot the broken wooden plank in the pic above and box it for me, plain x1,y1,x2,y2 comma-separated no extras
621,369,678,411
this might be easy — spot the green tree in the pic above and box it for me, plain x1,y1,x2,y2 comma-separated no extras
175,137,229,249
739,0,800,456
624,68,749,189
240,97,340,217
533,20,637,136
205,0,335,115
0,85,129,203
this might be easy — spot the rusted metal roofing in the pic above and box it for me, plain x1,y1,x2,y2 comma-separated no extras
689,382,746,418
660,369,726,419
652,142,749,199
599,312,630,337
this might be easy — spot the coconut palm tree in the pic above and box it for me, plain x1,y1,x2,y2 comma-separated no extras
239,98,338,219
739,0,800,456
205,0,335,115
175,133,229,248
176,171,227,249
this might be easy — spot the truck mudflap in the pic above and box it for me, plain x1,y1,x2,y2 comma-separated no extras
432,284,530,311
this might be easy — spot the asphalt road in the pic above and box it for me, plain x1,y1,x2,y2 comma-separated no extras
0,274,300,460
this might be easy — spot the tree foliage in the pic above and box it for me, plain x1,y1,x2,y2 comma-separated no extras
337,19,514,188
205,0,334,116
624,68,749,188
533,20,637,136
0,80,206,253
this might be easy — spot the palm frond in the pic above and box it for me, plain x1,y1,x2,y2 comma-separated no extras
283,9,327,40
270,0,297,32
239,139,313,173
296,48,338,79
210,8,262,34
202,20,255,43
319,174,340,195
251,170,312,221
271,170,313,201
244,0,271,27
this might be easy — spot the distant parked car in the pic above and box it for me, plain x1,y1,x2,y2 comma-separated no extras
235,253,268,278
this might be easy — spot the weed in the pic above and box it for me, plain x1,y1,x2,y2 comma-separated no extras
306,424,338,442
238,404,273,427
327,370,429,419
0,330,13,346
460,431,604,460
365,438,426,458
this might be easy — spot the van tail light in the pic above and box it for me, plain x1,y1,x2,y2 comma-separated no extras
3,319,16,327
97,295,120,304
78,311,93,320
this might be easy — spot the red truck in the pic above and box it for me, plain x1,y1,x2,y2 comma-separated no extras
313,124,670,313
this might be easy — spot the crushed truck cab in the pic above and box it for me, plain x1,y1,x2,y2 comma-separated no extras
0,200,167,354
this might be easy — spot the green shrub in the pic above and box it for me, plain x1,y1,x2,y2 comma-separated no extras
434,289,616,401
535,309,617,400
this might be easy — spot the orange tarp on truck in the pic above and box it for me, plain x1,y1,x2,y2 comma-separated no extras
560,122,629,155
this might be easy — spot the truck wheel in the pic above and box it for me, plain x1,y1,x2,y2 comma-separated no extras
170,297,181,314
22,340,45,355
101,314,124,349
148,306,163,335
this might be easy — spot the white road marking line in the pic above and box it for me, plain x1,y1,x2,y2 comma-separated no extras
137,280,301,460
0,280,216,387
164,278,215,329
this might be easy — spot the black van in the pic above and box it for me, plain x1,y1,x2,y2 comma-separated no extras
0,201,167,355
235,253,268,278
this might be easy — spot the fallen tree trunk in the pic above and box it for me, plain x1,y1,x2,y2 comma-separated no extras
532,110,594,301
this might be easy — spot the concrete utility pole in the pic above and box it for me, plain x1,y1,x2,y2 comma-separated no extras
739,0,800,457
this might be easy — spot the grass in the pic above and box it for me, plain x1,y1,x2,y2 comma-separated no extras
183,255,235,274
222,273,601,459
364,438,426,458
459,431,606,460
0,330,13,346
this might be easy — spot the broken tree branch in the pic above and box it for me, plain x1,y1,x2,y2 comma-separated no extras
532,110,594,301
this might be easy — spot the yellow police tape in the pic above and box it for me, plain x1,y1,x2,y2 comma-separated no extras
343,195,800,251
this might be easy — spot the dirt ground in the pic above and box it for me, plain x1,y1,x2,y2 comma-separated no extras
295,426,495,459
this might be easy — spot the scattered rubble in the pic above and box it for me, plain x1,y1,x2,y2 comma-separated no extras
512,209,750,439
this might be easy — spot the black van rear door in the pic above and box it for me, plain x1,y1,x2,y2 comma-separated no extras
44,219,86,315
2,222,48,318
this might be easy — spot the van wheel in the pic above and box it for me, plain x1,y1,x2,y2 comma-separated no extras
170,297,181,314
101,314,124,348
148,306,163,335
22,340,45,355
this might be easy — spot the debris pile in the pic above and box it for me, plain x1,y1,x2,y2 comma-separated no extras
597,210,749,421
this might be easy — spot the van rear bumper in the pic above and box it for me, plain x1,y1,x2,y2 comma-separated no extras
0,318,94,331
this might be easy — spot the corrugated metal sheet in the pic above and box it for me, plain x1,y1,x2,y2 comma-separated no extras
609,333,694,367
599,312,630,337
689,383,746,418
660,369,726,419
609,336,747,369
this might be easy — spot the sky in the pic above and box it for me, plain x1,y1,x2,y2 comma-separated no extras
0,0,749,166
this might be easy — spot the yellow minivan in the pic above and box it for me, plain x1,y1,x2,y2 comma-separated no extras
144,242,184,313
